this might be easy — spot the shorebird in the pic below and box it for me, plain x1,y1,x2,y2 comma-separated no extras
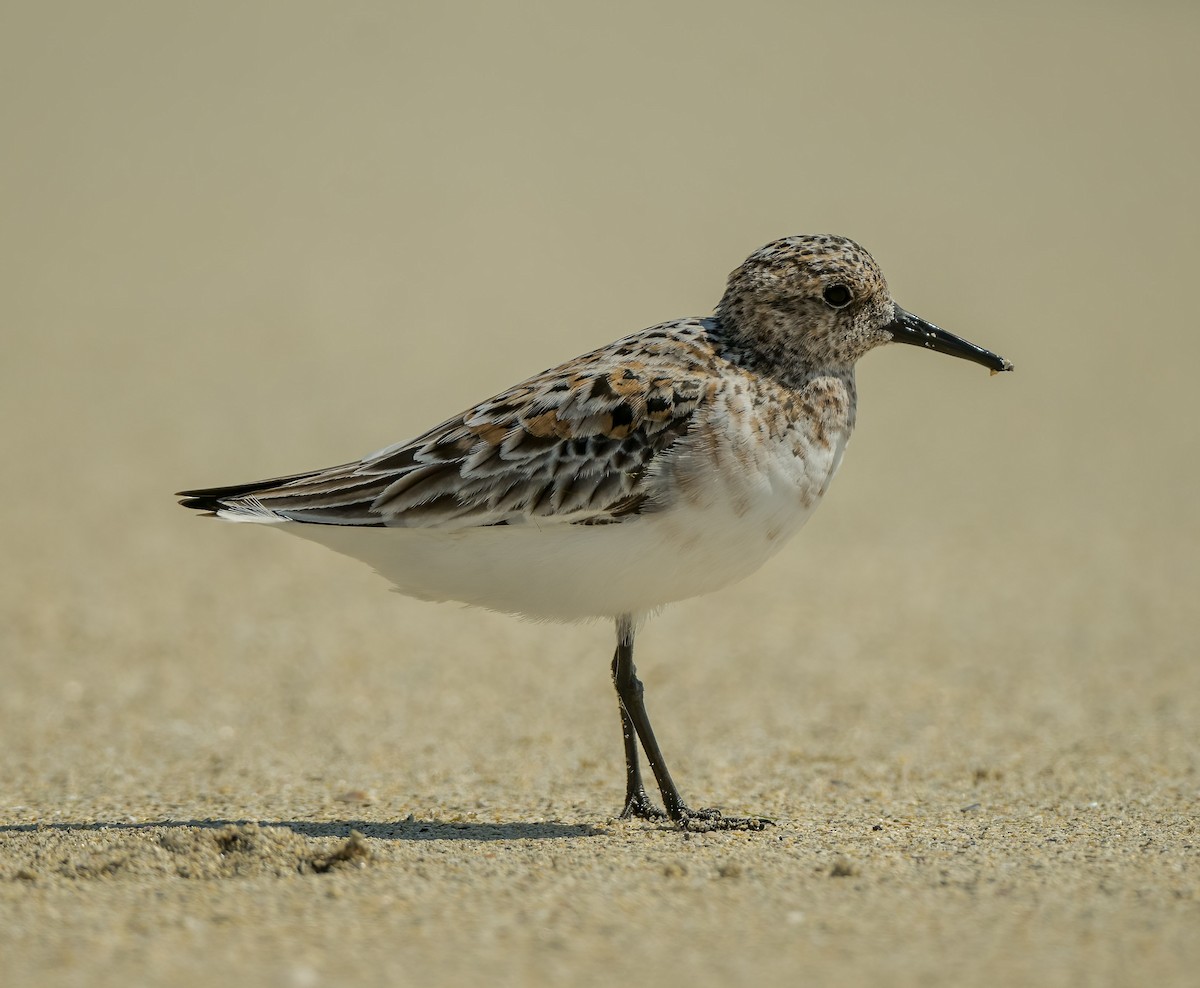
179,234,1011,830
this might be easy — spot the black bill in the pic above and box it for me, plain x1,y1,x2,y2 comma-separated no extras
886,305,1012,373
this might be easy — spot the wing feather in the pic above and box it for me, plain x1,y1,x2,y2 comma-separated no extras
178,320,719,529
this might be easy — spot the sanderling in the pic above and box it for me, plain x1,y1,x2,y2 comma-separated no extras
179,234,1011,830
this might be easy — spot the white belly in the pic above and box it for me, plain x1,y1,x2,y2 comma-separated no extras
277,433,846,621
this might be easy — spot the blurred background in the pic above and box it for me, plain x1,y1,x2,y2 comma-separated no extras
3,1,1198,982
4,0,1197,796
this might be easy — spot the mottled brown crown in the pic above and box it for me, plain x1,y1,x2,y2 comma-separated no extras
715,234,896,377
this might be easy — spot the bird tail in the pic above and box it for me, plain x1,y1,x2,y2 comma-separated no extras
176,470,324,516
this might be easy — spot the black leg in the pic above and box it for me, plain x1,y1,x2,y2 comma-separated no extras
612,647,666,820
610,616,769,831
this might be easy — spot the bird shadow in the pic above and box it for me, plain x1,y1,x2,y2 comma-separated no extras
0,818,602,842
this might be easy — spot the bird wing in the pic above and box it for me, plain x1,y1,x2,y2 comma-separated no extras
178,321,718,529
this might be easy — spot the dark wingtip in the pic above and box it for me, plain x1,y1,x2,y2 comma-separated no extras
176,485,237,512
177,494,225,512
175,471,321,513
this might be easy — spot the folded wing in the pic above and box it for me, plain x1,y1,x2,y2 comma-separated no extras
178,324,716,529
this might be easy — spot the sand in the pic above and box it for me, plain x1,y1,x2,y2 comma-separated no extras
3,2,1198,986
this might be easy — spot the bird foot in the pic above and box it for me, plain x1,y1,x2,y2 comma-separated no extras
618,789,669,820
673,806,773,832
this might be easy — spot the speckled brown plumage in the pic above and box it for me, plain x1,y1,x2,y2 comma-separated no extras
178,234,1011,831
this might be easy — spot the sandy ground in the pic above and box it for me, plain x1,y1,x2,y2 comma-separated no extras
3,3,1198,986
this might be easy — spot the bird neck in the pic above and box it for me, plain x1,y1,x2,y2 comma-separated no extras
709,313,853,393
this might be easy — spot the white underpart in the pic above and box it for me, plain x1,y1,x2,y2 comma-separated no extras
218,417,850,622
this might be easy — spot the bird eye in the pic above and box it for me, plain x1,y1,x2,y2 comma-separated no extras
823,283,853,308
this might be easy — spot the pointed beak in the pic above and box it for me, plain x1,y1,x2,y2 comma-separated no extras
885,305,1013,374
